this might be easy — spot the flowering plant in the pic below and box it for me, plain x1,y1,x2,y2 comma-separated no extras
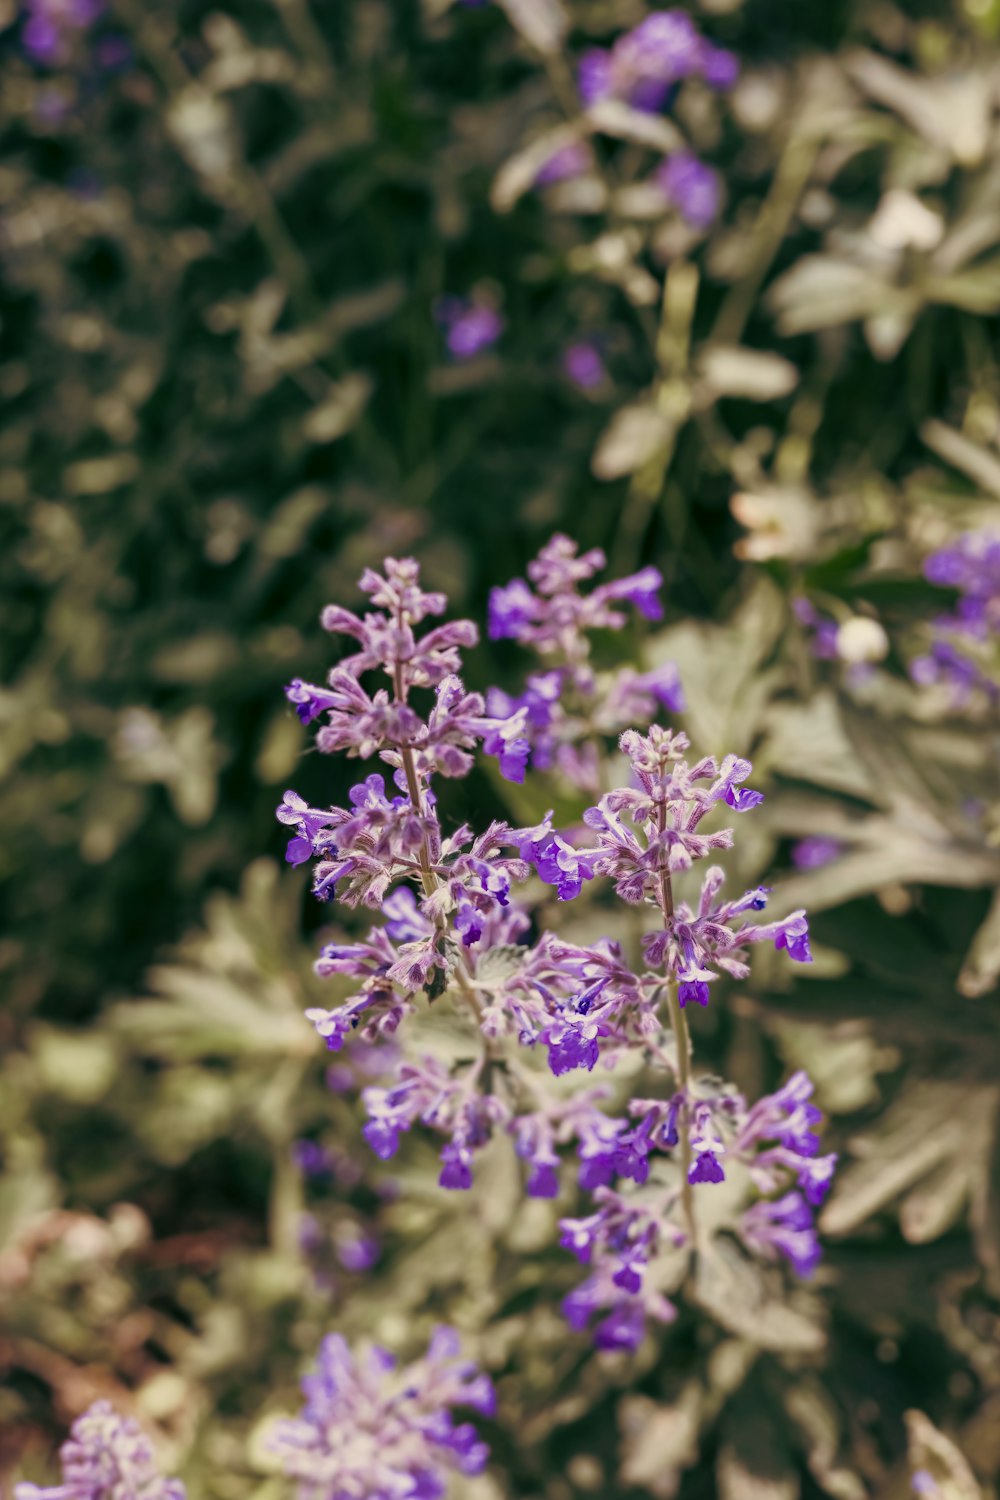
279,535,833,1356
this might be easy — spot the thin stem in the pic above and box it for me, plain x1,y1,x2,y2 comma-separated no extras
665,980,696,1247
392,657,484,1020
655,795,698,1253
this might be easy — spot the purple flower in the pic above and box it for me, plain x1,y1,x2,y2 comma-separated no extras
678,979,710,1008
562,340,607,389
689,1151,724,1184
794,597,839,659
657,152,721,229
14,1401,185,1500
711,754,764,812
269,1331,493,1499
699,43,739,89
772,912,812,964
439,1142,474,1190
791,836,841,869
545,1026,600,1077
336,1231,380,1273
284,678,342,726
488,578,537,641
518,820,597,901
913,530,1000,702
292,1140,334,1178
579,12,739,115
435,297,504,360
578,48,613,107
741,1191,822,1278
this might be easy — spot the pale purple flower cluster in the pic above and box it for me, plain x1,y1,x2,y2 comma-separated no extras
14,1401,185,1500
557,1069,833,1347
268,1328,494,1500
912,530,1000,702
434,297,504,360
486,534,682,791
19,0,102,65
578,10,738,114
280,543,833,1352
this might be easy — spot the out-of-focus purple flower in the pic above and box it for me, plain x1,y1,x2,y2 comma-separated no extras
793,597,839,659
269,1330,494,1500
578,48,613,107
578,11,739,114
699,43,739,89
562,341,607,389
740,1191,822,1278
535,141,592,187
791,836,841,869
21,0,103,65
292,1140,335,1179
913,530,1000,702
435,296,504,360
657,151,721,229
336,1229,380,1273
14,1400,185,1500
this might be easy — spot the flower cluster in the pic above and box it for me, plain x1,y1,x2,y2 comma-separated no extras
14,1401,185,1500
486,534,683,792
280,542,834,1352
912,530,1000,702
578,10,738,114
574,9,738,228
269,1328,494,1500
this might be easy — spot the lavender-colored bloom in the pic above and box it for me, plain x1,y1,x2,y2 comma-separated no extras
793,597,839,660
21,0,102,65
699,43,739,89
579,11,738,114
657,152,721,229
913,530,1000,702
14,1400,185,1500
269,1330,494,1500
292,1140,335,1179
562,341,607,389
336,1229,380,1272
435,297,504,360
741,1191,822,1278
791,836,841,869
578,47,613,107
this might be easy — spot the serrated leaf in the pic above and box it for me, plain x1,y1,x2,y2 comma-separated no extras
695,1240,825,1353
821,1081,996,1237
474,944,527,986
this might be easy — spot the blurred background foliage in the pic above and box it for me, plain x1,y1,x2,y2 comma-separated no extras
2,0,1000,1496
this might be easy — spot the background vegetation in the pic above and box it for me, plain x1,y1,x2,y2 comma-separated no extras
2,0,1000,1495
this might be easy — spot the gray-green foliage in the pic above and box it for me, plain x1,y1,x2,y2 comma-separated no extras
3,0,1000,1495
